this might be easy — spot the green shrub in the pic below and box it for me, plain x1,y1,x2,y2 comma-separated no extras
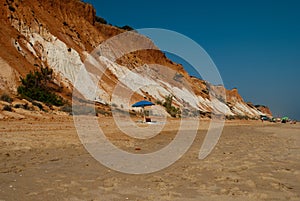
14,104,22,109
0,94,13,103
120,25,134,31
202,89,209,95
236,115,249,120
156,100,163,105
226,115,235,120
3,105,12,112
17,67,64,106
95,16,107,24
162,95,181,118
14,103,30,110
32,101,43,110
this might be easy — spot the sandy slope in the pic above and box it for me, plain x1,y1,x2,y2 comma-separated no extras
0,117,299,201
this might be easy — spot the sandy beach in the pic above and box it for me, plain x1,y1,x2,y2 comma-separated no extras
0,117,299,201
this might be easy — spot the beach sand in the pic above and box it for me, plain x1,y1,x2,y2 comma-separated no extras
0,117,299,201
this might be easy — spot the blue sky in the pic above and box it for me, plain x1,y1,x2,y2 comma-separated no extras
85,0,300,120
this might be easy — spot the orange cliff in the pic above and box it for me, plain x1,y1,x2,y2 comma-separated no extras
0,0,272,119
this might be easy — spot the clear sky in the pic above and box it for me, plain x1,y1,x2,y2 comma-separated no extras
84,0,300,120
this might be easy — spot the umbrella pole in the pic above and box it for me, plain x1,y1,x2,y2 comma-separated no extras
143,106,146,123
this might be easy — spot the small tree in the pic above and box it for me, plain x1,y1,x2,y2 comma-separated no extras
163,95,180,118
17,67,64,106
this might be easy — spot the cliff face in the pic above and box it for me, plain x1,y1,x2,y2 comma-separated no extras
0,0,271,118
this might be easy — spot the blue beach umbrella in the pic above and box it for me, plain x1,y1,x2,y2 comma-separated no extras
132,100,155,122
132,100,155,108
